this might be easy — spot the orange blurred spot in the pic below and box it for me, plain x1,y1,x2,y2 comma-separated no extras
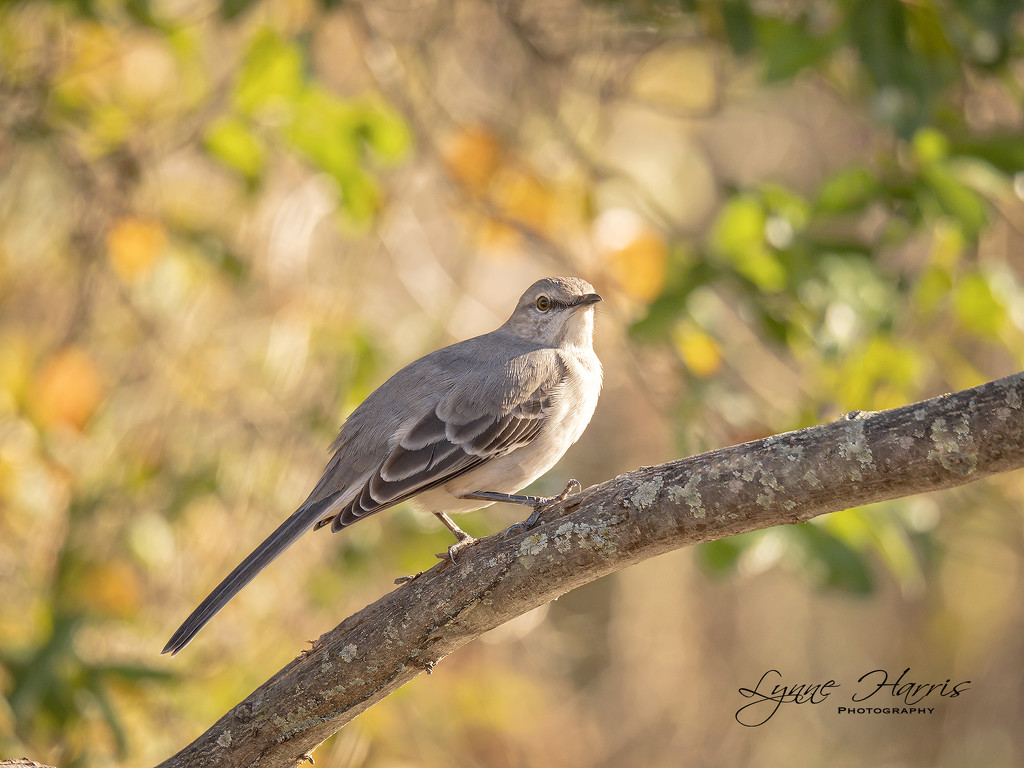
492,166,558,234
32,347,104,430
474,213,524,250
76,560,142,618
106,217,167,280
442,125,502,194
604,230,668,302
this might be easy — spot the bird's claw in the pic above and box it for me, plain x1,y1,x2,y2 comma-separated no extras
503,519,532,539
560,479,583,498
503,479,583,538
394,571,425,585
434,534,477,565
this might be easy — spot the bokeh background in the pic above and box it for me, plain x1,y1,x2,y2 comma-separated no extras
2,0,1024,766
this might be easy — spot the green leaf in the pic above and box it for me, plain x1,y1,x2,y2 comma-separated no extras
720,0,756,55
847,0,910,88
794,522,875,594
281,89,409,220
919,164,988,238
815,166,881,213
336,168,380,223
761,183,809,227
225,29,410,220
903,0,956,60
204,115,266,180
952,135,1024,175
820,506,925,594
361,101,412,162
221,0,262,20
757,16,835,82
125,0,159,27
628,254,709,341
697,536,747,577
68,0,99,18
845,0,938,135
234,28,305,116
712,195,764,252
953,271,1005,338
829,335,925,411
912,127,950,165
710,195,787,292
913,265,954,317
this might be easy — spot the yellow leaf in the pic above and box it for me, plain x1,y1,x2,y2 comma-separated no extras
673,325,722,378
53,23,120,108
929,219,965,269
106,217,167,280
31,347,104,431
0,332,32,409
912,127,949,165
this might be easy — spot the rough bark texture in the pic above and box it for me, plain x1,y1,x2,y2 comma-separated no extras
147,370,1023,767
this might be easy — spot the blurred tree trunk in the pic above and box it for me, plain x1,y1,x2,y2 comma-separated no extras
151,370,1024,768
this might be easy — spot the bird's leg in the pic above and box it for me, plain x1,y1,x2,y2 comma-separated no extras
433,511,478,565
394,513,477,581
460,479,583,538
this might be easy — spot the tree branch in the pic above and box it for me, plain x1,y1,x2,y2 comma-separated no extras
157,371,1024,768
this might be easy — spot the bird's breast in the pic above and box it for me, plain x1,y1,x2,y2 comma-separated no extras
417,345,602,515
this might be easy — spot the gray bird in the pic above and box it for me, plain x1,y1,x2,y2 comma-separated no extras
163,276,603,654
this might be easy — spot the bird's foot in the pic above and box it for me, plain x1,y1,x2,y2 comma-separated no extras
430,510,478,565
300,637,324,657
457,479,584,539
502,479,583,538
394,570,426,585
435,531,477,565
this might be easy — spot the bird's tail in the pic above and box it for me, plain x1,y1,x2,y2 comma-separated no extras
161,491,344,656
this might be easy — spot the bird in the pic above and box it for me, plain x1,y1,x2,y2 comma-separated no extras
162,276,603,655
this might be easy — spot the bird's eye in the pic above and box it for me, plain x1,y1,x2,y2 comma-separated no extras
536,295,551,312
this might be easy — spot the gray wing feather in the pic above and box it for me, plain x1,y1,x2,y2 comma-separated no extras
323,349,566,532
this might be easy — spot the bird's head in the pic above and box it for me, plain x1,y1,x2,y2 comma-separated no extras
505,276,602,348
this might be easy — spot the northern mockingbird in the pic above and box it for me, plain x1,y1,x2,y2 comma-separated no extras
162,276,603,654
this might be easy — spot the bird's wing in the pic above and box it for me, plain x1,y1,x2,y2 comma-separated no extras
321,350,566,532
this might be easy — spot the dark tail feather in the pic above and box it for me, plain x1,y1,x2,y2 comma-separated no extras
162,492,343,656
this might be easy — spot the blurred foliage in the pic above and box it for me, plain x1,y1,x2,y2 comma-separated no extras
211,27,409,212
604,0,1020,137
604,0,1024,600
1,0,1023,765
0,0,411,762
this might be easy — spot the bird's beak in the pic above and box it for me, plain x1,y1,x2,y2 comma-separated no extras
574,293,603,307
